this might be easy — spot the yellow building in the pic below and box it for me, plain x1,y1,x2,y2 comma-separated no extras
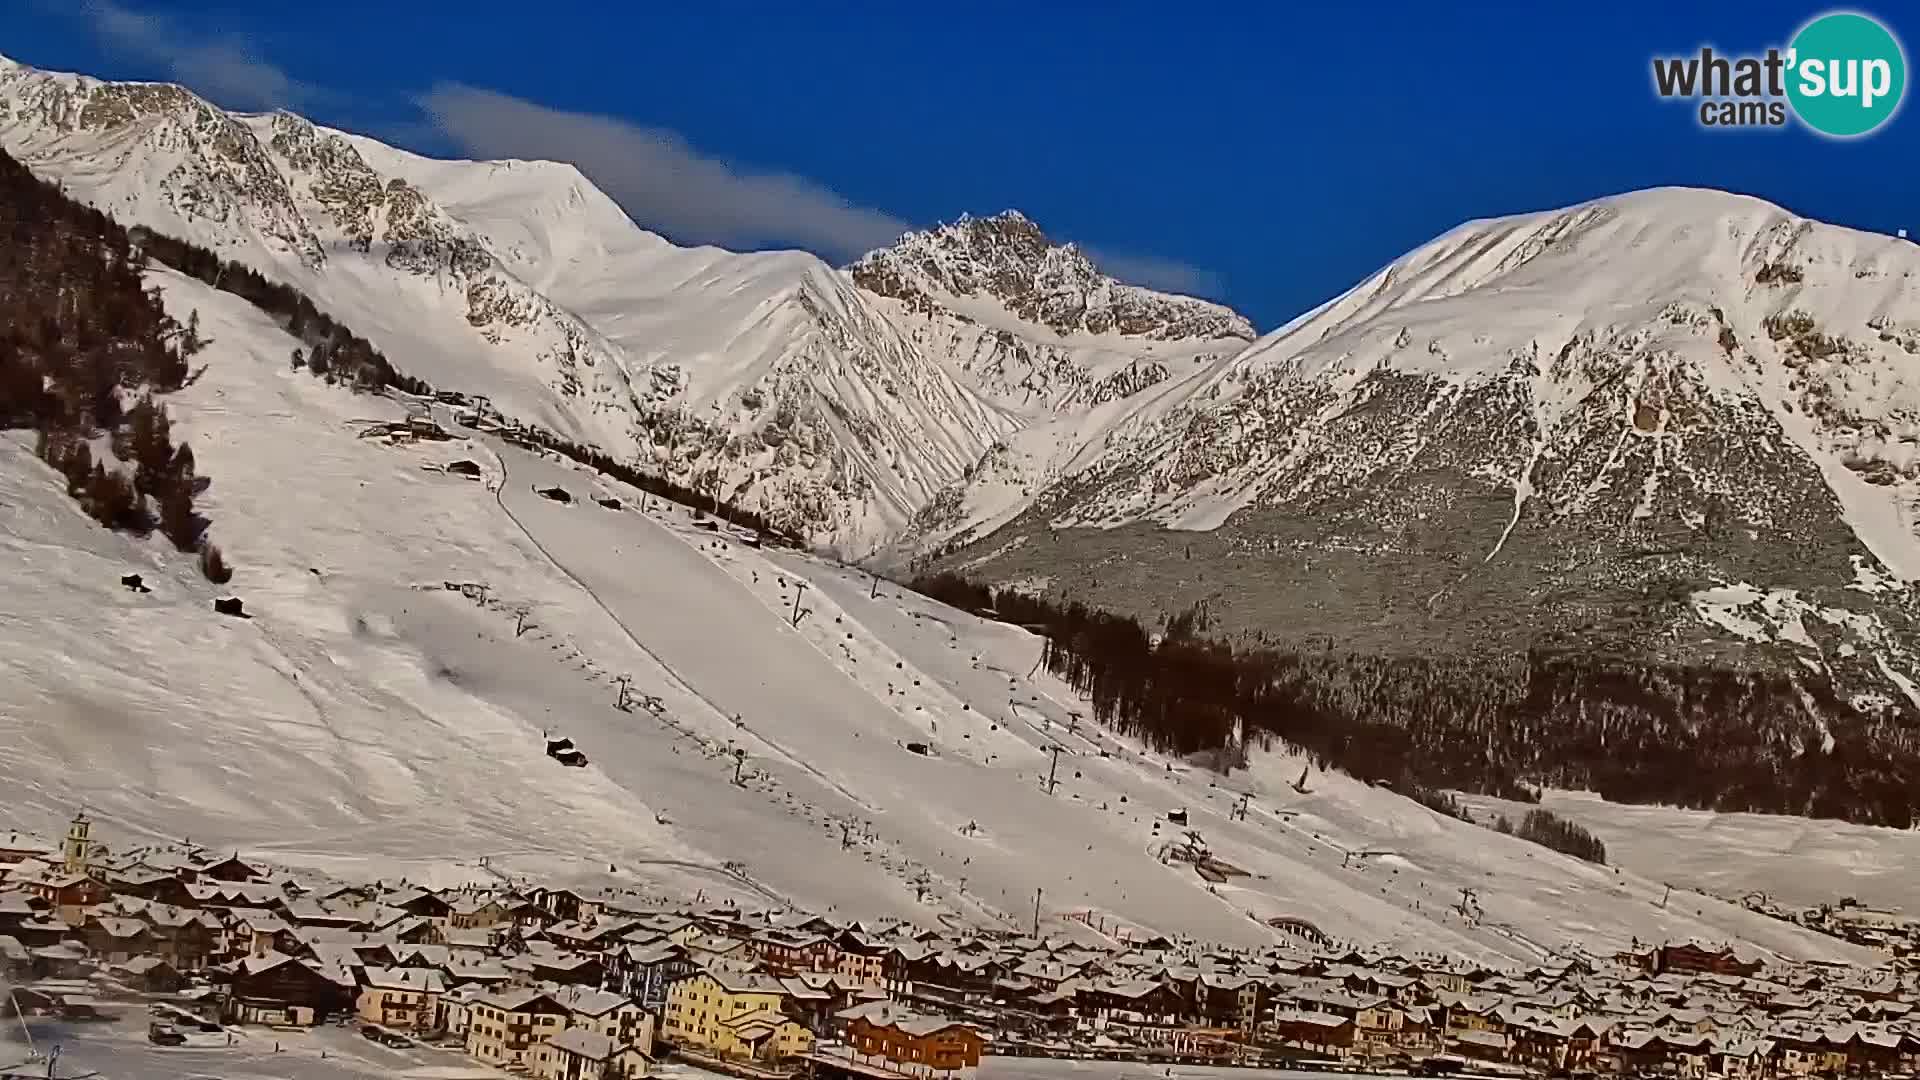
663,969,814,1063
466,989,570,1069
357,967,447,1033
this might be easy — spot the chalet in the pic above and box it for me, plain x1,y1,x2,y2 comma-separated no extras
552,986,655,1052
11,916,69,950
282,897,380,930
1288,987,1403,1045
505,945,604,987
108,897,221,969
1449,1027,1511,1064
467,988,571,1069
1712,1037,1774,1080
531,886,601,924
1082,979,1184,1026
223,952,353,1026
445,926,506,957
186,881,283,909
778,974,840,1034
106,867,196,907
845,1005,989,1073
235,912,297,956
21,872,107,924
1509,1018,1574,1072
685,933,754,967
448,894,525,930
1439,993,1508,1037
81,915,154,964
385,887,454,923
534,1028,653,1080
1267,1009,1355,1054
111,956,185,994
30,942,91,980
0,889,50,933
605,939,695,1010
834,932,890,987
546,917,640,953
753,928,838,975
357,966,448,1033
1651,942,1765,978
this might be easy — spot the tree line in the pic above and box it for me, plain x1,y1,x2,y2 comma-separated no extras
1493,808,1607,865
126,183,802,552
129,226,432,399
498,423,807,545
0,147,225,576
905,571,1920,827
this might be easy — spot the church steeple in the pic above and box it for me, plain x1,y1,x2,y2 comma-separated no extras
62,809,93,875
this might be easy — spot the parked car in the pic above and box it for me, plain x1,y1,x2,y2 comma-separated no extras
148,1023,186,1046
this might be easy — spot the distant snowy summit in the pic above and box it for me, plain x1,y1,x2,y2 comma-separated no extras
919,186,1920,820
853,210,1254,342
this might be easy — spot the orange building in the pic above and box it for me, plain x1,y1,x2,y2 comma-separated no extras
847,1014,986,1073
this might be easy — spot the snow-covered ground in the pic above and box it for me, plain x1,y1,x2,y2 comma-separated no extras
6,1011,500,1080
0,267,1881,966
1460,790,1920,913
6,1012,1374,1080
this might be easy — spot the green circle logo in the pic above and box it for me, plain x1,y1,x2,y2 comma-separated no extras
1786,11,1907,137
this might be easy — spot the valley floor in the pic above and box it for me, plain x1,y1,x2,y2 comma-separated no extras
1458,791,1920,913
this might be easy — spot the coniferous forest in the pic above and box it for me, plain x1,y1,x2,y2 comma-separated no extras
906,571,1920,828
0,148,213,566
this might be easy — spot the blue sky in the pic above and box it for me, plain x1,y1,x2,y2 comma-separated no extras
1,2,1913,329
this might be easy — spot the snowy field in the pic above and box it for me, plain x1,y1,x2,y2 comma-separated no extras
0,268,1879,965
4,1013,1374,1080
9,1011,751,1080
1459,790,1920,913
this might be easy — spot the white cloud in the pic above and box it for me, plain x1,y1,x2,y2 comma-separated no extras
1084,247,1225,298
415,84,1225,298
80,0,315,111
418,83,910,263
54,12,1228,300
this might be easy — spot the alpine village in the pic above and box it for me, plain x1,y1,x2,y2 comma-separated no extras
2,813,1919,1080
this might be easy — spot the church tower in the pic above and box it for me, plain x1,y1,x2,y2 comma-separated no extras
62,810,92,875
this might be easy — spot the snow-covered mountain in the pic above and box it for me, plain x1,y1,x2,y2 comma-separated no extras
0,261,1878,965
925,188,1920,820
0,56,1271,555
4,50,1918,954
0,56,1081,552
851,213,1257,552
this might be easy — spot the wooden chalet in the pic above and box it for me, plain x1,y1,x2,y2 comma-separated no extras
222,952,353,1025
754,928,839,975
1267,1008,1356,1053
845,1008,988,1072
1652,942,1765,978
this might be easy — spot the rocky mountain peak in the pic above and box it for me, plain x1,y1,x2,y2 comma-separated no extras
852,211,1254,343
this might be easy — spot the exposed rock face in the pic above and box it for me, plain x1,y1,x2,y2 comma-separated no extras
919,190,1920,824
853,211,1254,342
0,57,1025,551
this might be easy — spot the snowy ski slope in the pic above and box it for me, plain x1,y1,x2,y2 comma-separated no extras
0,268,1874,966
